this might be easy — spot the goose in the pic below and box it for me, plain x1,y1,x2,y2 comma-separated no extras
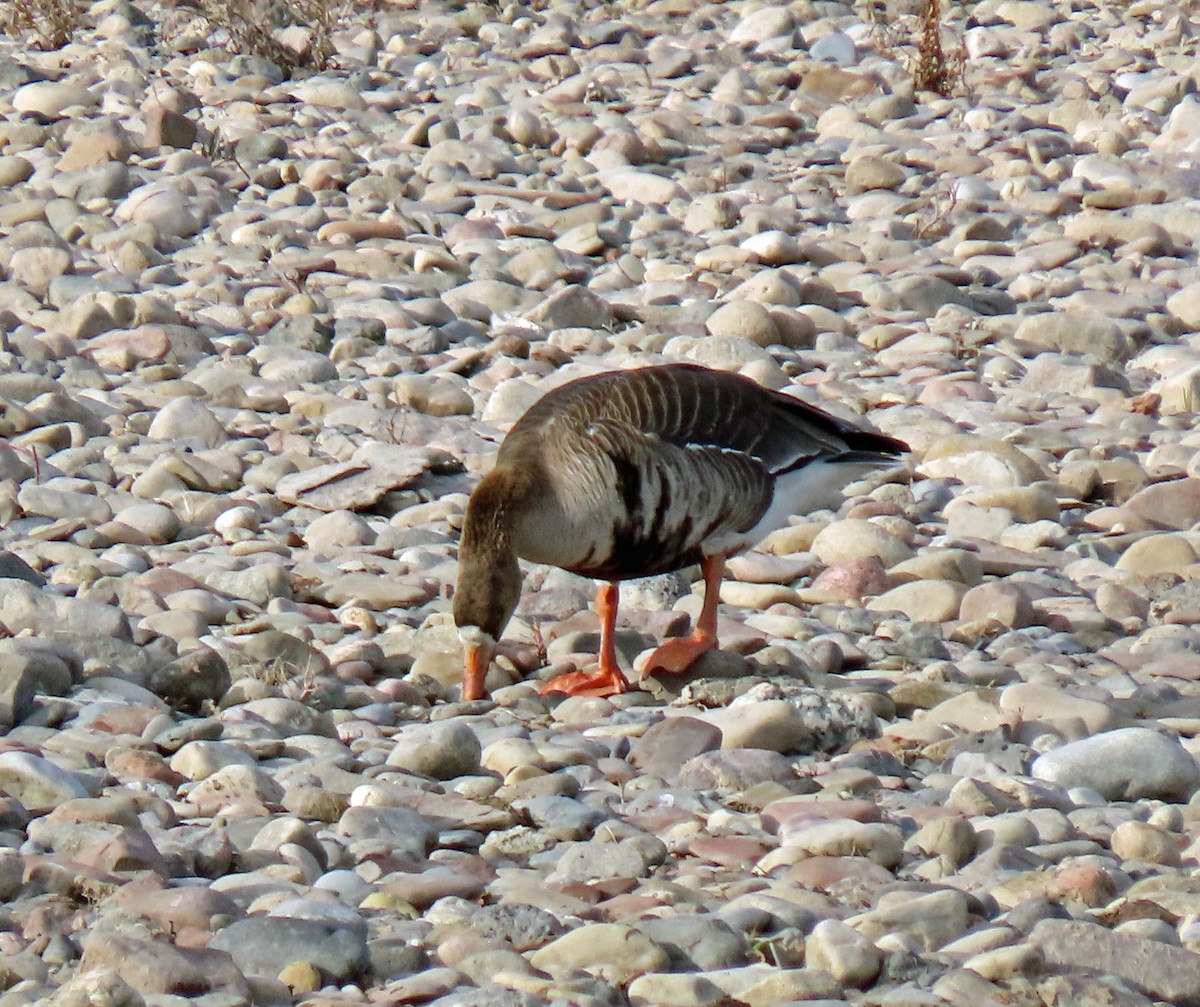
453,363,907,700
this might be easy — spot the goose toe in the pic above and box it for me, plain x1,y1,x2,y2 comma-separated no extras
540,664,632,698
640,633,718,678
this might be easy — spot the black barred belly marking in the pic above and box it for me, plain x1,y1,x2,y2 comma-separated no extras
570,453,722,581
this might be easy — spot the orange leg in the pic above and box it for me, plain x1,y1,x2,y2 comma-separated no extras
640,555,724,679
540,582,632,697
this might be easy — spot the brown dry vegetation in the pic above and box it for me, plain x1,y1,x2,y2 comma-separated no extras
194,0,344,75
1,0,346,75
0,0,83,49
912,0,964,96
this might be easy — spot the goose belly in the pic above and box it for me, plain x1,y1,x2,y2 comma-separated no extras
513,457,717,580
512,494,635,573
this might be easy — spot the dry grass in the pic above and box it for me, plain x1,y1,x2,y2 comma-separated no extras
1,0,347,70
911,0,962,96
0,0,84,49
194,0,344,75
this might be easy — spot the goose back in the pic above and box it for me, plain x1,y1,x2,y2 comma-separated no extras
500,363,901,474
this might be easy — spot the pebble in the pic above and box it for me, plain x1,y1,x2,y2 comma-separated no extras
78,932,249,999
0,751,90,810
1109,820,1181,866
1033,919,1200,1005
805,919,883,988
959,581,1035,628
386,721,483,780
529,924,671,985
850,888,972,950
208,917,370,981
0,1,1194,1004
810,519,915,568
549,836,665,883
1031,728,1200,801
12,79,99,117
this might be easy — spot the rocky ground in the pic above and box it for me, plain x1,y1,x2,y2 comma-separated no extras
1,0,1200,1005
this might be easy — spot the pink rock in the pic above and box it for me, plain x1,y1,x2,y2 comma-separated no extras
782,855,896,891
78,932,248,999
74,829,168,876
1132,653,1200,681
918,377,995,405
61,121,135,169
84,327,172,369
726,552,816,583
106,749,187,787
1123,478,1200,530
762,797,882,835
628,716,722,772
134,567,206,595
810,555,893,601
88,705,162,735
687,836,770,867
381,864,491,908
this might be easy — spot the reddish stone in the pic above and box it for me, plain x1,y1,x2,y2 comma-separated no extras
78,932,248,998
587,876,640,899
114,882,245,936
810,555,894,601
959,581,1035,628
375,679,432,705
83,326,172,368
143,104,197,148
1140,653,1200,680
1124,478,1200,531
917,377,995,406
19,900,79,941
188,795,272,819
901,805,968,827
761,797,882,834
89,705,162,736
375,969,460,1004
781,855,896,893
380,862,494,909
287,601,339,624
628,716,722,772
107,749,187,787
46,796,141,828
1047,862,1119,908
135,568,206,595
551,876,640,904
73,828,168,876
60,121,134,170
596,893,669,921
687,836,769,868
623,805,698,836
845,500,907,519
320,220,413,241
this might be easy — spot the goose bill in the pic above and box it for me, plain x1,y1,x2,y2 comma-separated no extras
462,639,493,701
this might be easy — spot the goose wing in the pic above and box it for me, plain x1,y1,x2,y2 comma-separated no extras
505,364,905,477
630,364,906,473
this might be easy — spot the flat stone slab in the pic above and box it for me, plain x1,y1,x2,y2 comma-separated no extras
1032,919,1200,1007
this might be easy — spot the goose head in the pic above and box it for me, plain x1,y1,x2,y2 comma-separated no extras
454,469,524,700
